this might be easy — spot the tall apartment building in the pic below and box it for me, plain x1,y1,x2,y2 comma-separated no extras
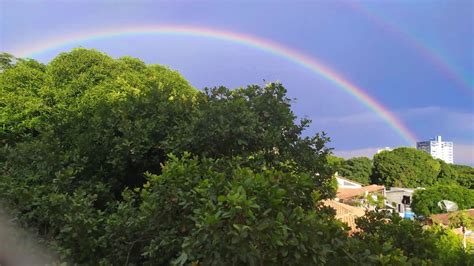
416,136,453,164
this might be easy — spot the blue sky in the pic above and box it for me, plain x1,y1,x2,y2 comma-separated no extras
1,0,473,164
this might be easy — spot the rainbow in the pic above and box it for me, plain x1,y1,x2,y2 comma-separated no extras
349,3,473,94
12,24,417,144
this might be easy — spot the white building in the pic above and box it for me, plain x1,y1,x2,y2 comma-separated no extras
336,176,362,189
416,136,453,163
385,187,416,216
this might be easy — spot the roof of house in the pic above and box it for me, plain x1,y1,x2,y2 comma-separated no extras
430,209,474,226
323,200,365,232
336,176,363,186
337,185,385,200
386,187,416,193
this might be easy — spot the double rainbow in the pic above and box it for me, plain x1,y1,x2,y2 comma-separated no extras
349,2,472,94
13,25,417,145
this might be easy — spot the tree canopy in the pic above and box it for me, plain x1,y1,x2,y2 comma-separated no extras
372,147,442,187
0,49,471,264
336,156,372,185
451,164,474,189
411,183,474,216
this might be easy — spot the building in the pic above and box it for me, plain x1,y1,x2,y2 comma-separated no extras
385,187,417,217
335,176,385,210
337,184,385,208
336,176,363,189
323,200,365,233
416,136,453,163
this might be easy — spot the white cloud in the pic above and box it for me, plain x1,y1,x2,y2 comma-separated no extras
333,147,382,159
317,106,473,143
318,106,473,131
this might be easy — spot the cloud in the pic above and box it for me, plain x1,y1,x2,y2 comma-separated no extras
315,106,474,147
318,106,474,133
333,147,384,159
399,106,474,133
453,143,474,166
330,106,474,166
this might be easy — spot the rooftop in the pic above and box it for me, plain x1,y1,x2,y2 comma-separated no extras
323,200,365,232
337,185,385,200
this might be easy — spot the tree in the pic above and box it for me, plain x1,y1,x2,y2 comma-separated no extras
0,49,337,263
165,83,334,197
411,183,474,216
327,155,344,172
337,157,372,185
0,52,18,71
449,211,474,250
451,164,474,189
103,154,350,265
1,48,470,264
372,147,441,188
351,211,472,265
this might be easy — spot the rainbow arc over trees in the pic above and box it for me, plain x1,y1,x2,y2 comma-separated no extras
13,25,417,144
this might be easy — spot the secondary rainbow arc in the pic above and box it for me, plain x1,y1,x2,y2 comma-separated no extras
13,24,417,145
349,3,472,94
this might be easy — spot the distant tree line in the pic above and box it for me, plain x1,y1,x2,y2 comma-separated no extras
330,148,474,216
0,49,472,264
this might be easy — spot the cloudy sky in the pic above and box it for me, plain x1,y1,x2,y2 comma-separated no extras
1,0,473,164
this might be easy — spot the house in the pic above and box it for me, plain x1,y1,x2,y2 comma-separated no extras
385,187,417,218
323,200,365,233
335,176,385,210
336,176,363,189
428,209,474,227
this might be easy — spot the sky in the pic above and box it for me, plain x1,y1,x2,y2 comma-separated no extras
1,0,473,164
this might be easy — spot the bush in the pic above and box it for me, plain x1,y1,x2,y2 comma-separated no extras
411,183,474,216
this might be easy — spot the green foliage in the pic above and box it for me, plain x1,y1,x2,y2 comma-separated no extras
107,154,347,265
427,225,473,265
0,49,338,264
1,49,469,264
372,147,441,187
411,183,474,216
0,52,16,71
165,83,335,198
371,148,473,190
351,211,471,265
337,157,372,185
449,211,474,231
451,164,474,189
326,155,344,173
437,160,458,182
